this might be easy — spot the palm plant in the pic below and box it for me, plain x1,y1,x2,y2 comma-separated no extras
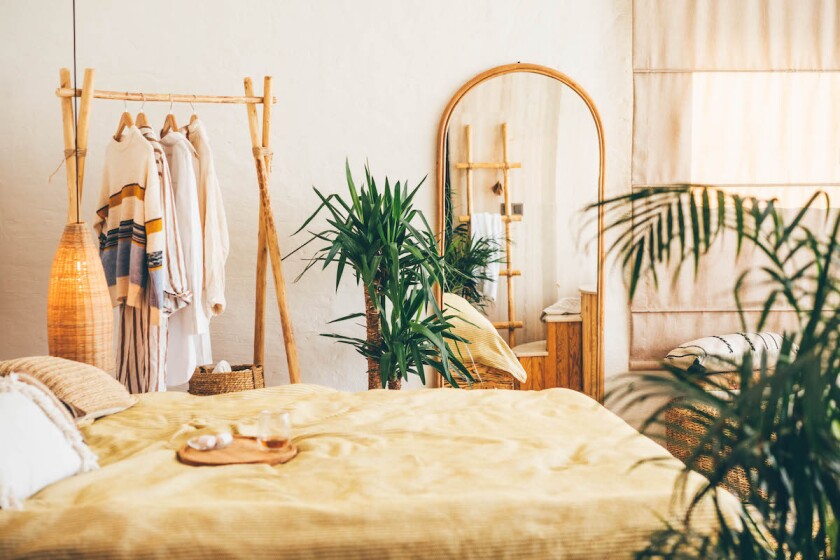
291,161,473,390
443,139,505,307
589,186,840,559
442,223,504,307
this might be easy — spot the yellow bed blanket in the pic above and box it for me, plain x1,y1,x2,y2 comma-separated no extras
0,385,728,559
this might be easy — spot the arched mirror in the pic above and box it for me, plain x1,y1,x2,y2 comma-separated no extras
436,63,604,400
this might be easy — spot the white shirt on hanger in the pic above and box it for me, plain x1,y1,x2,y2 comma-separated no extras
161,131,212,386
184,118,229,317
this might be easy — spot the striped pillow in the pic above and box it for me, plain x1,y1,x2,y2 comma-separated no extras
0,356,137,425
664,332,795,373
443,293,527,383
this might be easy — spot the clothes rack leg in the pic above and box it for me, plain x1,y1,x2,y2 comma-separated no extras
244,76,301,384
253,206,268,366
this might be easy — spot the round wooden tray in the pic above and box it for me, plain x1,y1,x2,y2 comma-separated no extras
177,435,298,466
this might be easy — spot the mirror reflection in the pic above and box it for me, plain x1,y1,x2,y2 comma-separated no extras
441,71,600,391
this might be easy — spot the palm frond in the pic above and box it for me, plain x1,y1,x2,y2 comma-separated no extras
591,185,840,559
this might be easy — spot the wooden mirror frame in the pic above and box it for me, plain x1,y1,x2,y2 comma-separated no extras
435,63,605,397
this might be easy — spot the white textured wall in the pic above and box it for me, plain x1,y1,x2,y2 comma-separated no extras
0,0,632,392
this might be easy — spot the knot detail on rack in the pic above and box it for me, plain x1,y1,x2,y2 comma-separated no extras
49,149,88,184
252,147,273,172
65,148,87,159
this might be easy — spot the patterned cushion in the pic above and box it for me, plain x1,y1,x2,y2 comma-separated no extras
0,356,137,425
443,293,527,383
664,332,795,373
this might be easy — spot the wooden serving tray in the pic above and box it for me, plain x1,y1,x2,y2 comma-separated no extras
177,435,298,466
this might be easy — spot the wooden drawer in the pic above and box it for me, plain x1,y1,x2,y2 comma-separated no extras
516,321,582,391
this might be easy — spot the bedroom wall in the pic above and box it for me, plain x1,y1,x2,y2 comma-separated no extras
0,0,632,392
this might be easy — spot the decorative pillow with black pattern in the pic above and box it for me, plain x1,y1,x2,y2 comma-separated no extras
664,332,796,373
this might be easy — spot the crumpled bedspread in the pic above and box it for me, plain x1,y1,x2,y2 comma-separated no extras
0,384,732,559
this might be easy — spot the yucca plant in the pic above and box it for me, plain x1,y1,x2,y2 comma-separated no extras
291,161,473,390
442,223,504,307
589,186,840,559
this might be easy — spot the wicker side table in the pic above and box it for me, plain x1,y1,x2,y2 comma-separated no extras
665,375,751,499
188,364,266,396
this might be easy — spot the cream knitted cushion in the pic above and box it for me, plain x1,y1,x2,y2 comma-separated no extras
443,293,527,383
0,373,99,509
0,356,137,424
11,373,76,426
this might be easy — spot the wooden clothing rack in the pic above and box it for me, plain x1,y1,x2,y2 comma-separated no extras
455,123,523,346
56,67,301,384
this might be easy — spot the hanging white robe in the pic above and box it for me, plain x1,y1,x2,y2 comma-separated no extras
184,118,229,317
161,131,212,386
140,126,191,317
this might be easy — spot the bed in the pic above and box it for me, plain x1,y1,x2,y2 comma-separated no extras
0,384,730,559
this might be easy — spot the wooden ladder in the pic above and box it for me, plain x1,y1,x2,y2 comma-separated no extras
456,123,523,346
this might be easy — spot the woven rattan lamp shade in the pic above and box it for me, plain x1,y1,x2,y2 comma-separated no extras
47,222,114,373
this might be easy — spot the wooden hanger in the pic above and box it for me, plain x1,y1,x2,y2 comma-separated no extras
113,96,136,140
113,110,134,141
161,95,179,137
161,113,179,137
135,94,148,128
189,96,199,125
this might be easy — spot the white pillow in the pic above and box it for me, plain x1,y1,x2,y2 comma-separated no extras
0,374,98,509
664,332,794,373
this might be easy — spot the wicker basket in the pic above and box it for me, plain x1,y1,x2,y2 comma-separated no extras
188,364,265,396
444,363,516,390
665,403,751,500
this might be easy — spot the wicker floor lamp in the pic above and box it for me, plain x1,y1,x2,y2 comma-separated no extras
46,6,114,373
47,223,114,373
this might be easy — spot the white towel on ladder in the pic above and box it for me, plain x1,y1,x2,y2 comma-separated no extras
470,212,504,302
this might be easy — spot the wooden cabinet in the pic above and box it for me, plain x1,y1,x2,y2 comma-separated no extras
440,291,602,403
514,290,602,402
517,320,581,391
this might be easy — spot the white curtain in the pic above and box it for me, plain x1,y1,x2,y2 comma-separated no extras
630,0,840,369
